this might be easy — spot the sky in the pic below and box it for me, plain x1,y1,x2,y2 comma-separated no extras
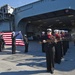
0,0,39,8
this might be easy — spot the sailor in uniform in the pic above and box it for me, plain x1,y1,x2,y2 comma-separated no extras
54,29,62,64
12,31,21,54
45,28,55,74
23,34,29,53
39,31,46,52
61,30,67,56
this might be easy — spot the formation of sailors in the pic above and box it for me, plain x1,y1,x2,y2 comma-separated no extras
40,28,70,74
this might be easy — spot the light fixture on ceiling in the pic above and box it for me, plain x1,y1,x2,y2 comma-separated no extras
40,24,43,26
48,25,53,27
38,27,40,28
63,24,66,26
38,20,42,22
28,21,31,23
68,15,74,17
59,22,62,24
56,19,60,22
43,22,46,24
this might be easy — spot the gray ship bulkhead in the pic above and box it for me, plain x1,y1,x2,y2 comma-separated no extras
14,0,75,37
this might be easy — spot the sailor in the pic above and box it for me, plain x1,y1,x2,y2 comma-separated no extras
39,31,46,52
54,29,62,64
58,30,63,58
65,30,69,49
12,31,21,54
61,30,67,56
71,33,75,46
0,34,3,52
1,35,5,49
0,34,5,50
45,28,55,74
23,34,29,53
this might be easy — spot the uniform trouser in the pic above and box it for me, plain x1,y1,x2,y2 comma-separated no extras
25,44,28,52
2,42,5,49
45,44,55,72
42,43,45,52
65,41,69,54
55,41,62,64
60,41,63,58
0,44,2,52
66,41,69,49
12,44,16,54
62,41,67,55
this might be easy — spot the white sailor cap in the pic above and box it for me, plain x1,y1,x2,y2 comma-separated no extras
12,31,15,34
58,30,62,33
24,34,27,36
54,29,59,32
61,30,65,32
65,30,68,33
47,28,52,32
42,31,45,34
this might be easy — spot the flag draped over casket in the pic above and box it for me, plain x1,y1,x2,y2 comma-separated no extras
1,31,25,46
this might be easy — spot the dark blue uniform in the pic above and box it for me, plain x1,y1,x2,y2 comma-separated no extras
54,33,62,64
65,32,69,49
61,32,67,56
45,34,55,73
23,35,29,53
0,34,5,52
40,34,46,52
0,36,2,52
12,32,20,54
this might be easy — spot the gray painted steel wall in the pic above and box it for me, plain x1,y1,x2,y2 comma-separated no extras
0,21,10,32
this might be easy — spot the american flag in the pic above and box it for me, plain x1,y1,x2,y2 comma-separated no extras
1,31,25,46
